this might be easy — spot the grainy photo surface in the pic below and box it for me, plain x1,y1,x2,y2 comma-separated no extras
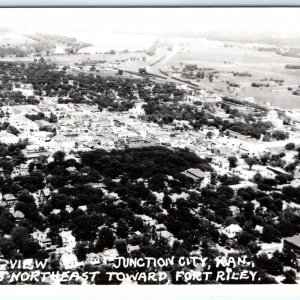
0,7,300,285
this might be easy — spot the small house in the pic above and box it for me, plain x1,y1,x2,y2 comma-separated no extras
85,253,101,265
101,248,119,264
31,229,52,250
60,252,79,270
59,230,76,248
221,224,243,238
3,194,17,207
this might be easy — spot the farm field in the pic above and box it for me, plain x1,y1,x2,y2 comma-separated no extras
166,38,300,109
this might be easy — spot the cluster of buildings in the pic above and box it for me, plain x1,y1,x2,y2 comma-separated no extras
1,66,300,283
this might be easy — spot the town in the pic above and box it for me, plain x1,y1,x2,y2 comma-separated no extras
0,31,300,285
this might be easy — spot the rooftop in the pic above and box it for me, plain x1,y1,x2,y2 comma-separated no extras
285,234,300,247
183,168,206,180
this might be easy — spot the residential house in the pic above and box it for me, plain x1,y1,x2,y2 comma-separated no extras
127,245,141,253
255,225,263,234
85,253,101,265
221,224,243,238
60,252,79,270
23,149,51,161
158,230,176,247
59,230,76,248
101,248,119,264
182,168,211,188
11,210,25,222
39,188,51,203
139,214,157,227
3,194,17,207
31,229,52,250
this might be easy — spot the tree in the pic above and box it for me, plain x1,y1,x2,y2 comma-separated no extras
7,125,20,136
282,247,298,268
244,157,258,170
53,151,65,162
0,237,17,258
48,112,58,123
243,202,254,220
0,211,16,234
116,219,129,239
17,189,35,203
228,156,238,169
275,173,293,184
285,162,297,173
297,147,300,159
148,173,167,191
237,231,256,246
272,130,289,141
75,242,91,261
0,160,14,174
15,170,45,192
285,142,295,151
95,226,115,252
206,131,214,139
115,239,128,256
253,172,263,183
260,153,270,165
261,224,281,243
282,185,298,200
162,194,172,209
282,269,296,284
256,252,283,276
19,238,40,258
72,214,103,241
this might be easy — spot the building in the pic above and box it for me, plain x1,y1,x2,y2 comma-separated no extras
59,231,76,248
39,188,51,203
101,248,119,264
182,168,211,188
139,214,157,227
255,225,263,234
284,234,300,256
85,253,101,265
31,229,52,250
23,149,51,161
158,230,177,247
182,168,206,181
221,224,243,238
3,194,17,207
127,245,141,253
266,110,283,129
11,210,25,222
60,252,79,270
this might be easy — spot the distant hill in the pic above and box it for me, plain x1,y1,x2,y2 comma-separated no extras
200,31,300,48
0,28,92,57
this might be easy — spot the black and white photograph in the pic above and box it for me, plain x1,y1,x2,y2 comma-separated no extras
0,7,300,286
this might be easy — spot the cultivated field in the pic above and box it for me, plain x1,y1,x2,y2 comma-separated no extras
166,38,300,109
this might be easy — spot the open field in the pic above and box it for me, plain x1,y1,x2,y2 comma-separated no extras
166,38,300,109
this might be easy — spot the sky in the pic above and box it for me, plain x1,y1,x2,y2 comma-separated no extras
0,7,299,36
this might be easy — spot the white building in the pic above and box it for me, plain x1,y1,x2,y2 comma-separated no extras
221,224,243,238
85,253,101,265
266,110,283,129
101,248,119,264
31,229,52,249
59,231,76,248
60,252,79,270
